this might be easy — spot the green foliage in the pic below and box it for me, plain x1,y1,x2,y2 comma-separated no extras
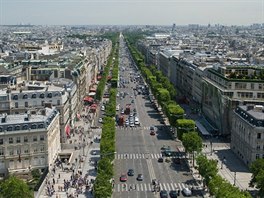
182,132,202,153
0,176,33,198
93,173,112,198
250,158,264,196
176,119,195,140
196,154,218,186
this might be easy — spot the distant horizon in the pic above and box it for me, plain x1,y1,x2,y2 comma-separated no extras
1,0,263,26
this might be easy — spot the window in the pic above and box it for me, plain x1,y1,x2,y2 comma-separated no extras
0,139,3,145
40,93,45,98
24,148,29,154
33,147,38,153
25,102,28,107
16,137,21,143
40,145,45,152
257,133,261,139
15,102,18,108
31,124,37,129
33,136,37,142
24,136,28,143
40,135,44,141
0,127,2,132
14,125,20,131
32,94,36,99
57,100,61,105
38,124,44,128
13,95,18,100
256,154,260,159
0,148,4,156
9,149,14,156
23,94,28,99
41,101,45,106
22,125,28,130
9,138,13,144
47,93,52,98
7,126,13,131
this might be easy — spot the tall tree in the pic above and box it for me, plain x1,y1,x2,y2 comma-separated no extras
0,176,33,198
250,159,264,196
182,132,202,166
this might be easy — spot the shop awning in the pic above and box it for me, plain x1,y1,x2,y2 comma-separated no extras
65,124,71,136
90,104,97,109
88,92,96,96
83,96,94,102
89,88,96,92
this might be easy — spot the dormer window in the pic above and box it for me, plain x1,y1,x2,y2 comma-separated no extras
47,93,52,98
13,95,18,100
14,125,20,131
32,94,36,99
40,93,45,98
23,94,28,99
31,124,37,129
7,126,13,131
22,125,28,130
38,124,44,128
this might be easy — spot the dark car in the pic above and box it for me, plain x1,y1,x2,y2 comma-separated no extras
150,131,156,136
127,169,134,176
158,157,164,163
160,190,168,198
164,150,172,157
169,190,178,198
137,174,143,181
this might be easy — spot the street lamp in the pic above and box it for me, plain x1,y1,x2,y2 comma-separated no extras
233,172,237,186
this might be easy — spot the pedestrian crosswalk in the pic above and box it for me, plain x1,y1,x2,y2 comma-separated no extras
115,153,166,160
113,182,201,192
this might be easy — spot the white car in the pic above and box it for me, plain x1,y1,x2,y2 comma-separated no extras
130,123,135,127
134,120,140,125
182,187,192,196
98,118,103,123
101,105,105,111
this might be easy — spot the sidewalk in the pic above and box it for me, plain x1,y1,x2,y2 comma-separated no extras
39,110,102,198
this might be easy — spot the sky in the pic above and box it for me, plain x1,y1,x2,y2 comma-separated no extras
0,0,263,26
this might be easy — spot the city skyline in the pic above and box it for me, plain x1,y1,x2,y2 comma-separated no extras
0,0,263,26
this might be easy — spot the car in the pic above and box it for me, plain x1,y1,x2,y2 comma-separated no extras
98,118,103,123
150,126,155,131
101,105,105,111
169,190,178,198
160,190,168,198
150,131,155,136
164,150,172,157
125,121,129,126
182,187,192,196
127,169,134,176
130,123,135,127
134,120,140,125
158,157,164,163
121,110,124,114
120,173,127,182
137,174,143,181
91,150,97,155
131,99,134,103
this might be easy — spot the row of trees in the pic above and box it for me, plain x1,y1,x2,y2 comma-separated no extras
196,154,251,198
93,34,119,198
125,35,186,131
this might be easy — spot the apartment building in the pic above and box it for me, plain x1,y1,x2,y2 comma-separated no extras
0,81,74,143
231,105,264,166
202,65,264,135
0,107,60,177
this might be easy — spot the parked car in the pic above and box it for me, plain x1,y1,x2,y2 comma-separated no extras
158,157,164,163
98,118,103,123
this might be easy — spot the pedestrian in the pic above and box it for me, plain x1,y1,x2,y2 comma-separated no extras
58,173,60,179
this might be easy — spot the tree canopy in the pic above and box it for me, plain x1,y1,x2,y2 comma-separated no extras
250,158,264,196
0,176,33,198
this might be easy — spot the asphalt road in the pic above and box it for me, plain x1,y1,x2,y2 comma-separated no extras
113,36,203,198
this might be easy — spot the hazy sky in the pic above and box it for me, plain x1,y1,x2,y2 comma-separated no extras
0,0,263,25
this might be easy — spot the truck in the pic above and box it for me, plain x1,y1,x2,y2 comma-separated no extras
124,104,131,115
